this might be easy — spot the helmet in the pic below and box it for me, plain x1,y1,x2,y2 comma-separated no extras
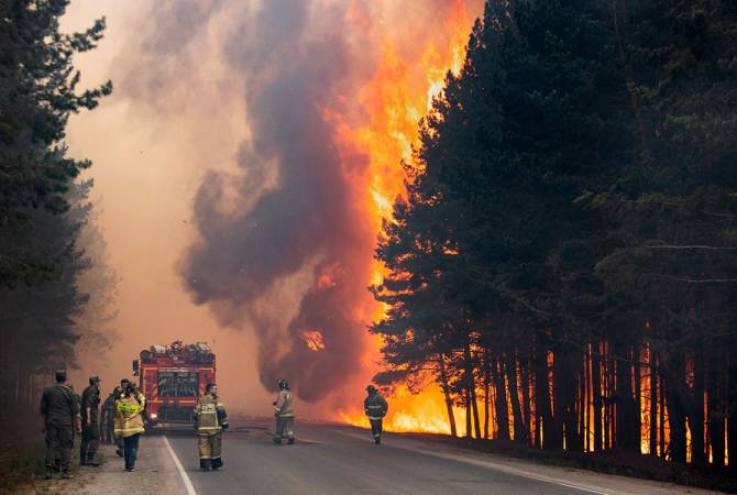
278,379,289,390
366,385,377,394
89,375,101,385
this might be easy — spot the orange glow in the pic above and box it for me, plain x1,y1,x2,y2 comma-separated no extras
341,383,465,434
337,0,477,432
299,330,326,352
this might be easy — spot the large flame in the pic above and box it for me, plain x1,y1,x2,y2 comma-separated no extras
337,0,478,434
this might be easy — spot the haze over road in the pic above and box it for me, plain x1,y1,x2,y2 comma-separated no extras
158,422,718,495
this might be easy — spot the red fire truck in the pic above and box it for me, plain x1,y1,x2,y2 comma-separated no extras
132,340,216,425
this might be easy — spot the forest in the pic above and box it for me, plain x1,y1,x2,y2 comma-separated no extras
372,0,737,473
0,0,115,433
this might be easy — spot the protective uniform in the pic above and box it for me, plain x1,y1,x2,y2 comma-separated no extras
40,376,79,478
364,387,388,444
273,381,295,445
111,383,128,456
115,391,145,471
194,392,228,471
80,378,101,465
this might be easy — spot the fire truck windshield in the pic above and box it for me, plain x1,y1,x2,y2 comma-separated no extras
157,371,199,397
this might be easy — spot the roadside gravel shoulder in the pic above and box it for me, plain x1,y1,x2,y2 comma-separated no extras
17,436,184,495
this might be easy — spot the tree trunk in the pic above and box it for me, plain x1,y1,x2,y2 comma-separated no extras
664,352,688,464
707,347,726,470
484,349,491,439
592,343,603,451
506,350,527,444
494,353,510,441
521,354,532,447
464,343,481,439
439,355,458,438
650,352,658,456
614,340,638,452
692,347,706,467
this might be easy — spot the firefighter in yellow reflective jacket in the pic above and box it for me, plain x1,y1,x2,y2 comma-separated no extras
364,385,388,444
114,382,145,472
194,383,228,471
272,379,295,445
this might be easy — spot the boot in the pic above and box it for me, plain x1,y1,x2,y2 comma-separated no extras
287,438,295,445
200,458,211,472
375,436,381,445
272,437,282,445
61,471,73,479
44,466,54,480
86,453,100,467
79,450,87,466
211,457,223,470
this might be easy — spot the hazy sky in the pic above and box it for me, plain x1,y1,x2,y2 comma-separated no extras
61,0,483,419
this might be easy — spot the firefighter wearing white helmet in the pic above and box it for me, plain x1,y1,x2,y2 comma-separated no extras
364,385,388,444
273,379,295,445
194,383,228,472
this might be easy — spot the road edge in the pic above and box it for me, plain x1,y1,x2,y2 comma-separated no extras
163,436,198,495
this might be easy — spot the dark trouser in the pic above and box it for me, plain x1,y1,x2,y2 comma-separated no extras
123,434,140,469
274,416,295,443
370,419,383,440
45,424,73,472
80,423,100,462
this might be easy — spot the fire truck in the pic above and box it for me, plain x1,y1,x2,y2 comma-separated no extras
132,340,216,425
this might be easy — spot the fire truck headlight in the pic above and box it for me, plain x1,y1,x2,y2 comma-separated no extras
150,413,157,419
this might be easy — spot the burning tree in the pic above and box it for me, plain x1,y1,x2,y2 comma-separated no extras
372,0,737,473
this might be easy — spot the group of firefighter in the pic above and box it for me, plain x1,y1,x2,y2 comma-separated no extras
40,370,389,478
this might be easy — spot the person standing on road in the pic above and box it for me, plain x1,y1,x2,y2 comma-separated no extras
272,379,295,445
364,385,388,445
80,375,102,466
112,378,130,456
194,383,229,472
114,381,145,472
100,390,116,444
40,369,80,479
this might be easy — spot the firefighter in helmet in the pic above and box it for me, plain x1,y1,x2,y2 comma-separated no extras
194,383,229,471
364,385,388,444
112,378,130,457
80,375,102,466
114,381,146,472
272,379,295,445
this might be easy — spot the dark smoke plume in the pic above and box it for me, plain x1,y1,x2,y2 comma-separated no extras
162,0,376,402
116,0,478,405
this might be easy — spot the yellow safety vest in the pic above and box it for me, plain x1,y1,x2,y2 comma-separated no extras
114,394,146,438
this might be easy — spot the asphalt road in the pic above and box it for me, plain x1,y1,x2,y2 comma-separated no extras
164,422,606,495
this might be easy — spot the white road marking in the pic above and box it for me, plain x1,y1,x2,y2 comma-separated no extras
163,436,198,495
333,429,618,495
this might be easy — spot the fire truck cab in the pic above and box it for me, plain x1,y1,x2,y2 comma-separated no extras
132,340,215,425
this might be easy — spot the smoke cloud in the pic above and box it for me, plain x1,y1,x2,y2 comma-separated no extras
159,0,376,403
93,0,482,407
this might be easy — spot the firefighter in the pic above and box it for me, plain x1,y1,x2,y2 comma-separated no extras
364,385,388,445
112,378,130,457
40,369,80,479
194,383,229,472
272,379,295,445
80,375,102,466
114,382,146,472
